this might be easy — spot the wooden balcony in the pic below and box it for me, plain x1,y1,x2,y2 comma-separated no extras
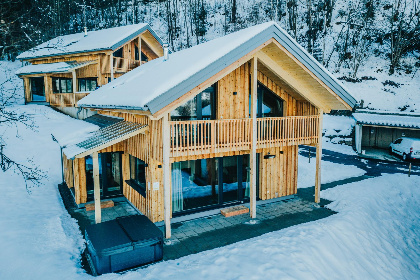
49,92,89,107
113,57,140,72
169,115,320,158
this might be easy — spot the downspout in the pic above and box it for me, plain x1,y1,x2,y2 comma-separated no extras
76,107,83,120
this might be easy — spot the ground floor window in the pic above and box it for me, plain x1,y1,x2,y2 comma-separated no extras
171,155,250,214
129,155,147,197
78,78,97,92
30,77,45,101
52,77,72,93
85,152,123,201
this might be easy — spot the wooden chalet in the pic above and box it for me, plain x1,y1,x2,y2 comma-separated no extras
16,24,163,115
59,22,356,239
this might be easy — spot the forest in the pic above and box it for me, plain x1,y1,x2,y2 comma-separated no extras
1,0,419,77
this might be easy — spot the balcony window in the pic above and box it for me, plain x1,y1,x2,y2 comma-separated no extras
52,77,72,93
250,82,284,118
171,84,216,121
78,78,97,92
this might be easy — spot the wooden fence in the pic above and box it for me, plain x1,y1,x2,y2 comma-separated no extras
169,115,319,157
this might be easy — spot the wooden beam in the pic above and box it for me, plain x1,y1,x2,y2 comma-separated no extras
315,110,323,203
138,36,142,66
256,51,330,113
162,113,171,238
75,126,149,158
250,57,257,219
92,152,101,223
72,70,77,106
110,53,114,81
270,39,352,111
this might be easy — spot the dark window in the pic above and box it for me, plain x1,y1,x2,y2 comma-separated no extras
78,78,97,92
129,155,147,196
394,139,403,144
52,77,73,93
141,52,148,62
113,48,123,58
170,84,216,121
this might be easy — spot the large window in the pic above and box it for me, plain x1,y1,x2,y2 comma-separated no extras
250,82,284,118
170,84,216,121
52,77,73,93
78,78,97,92
129,155,147,196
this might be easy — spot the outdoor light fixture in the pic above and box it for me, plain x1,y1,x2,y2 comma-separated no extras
264,153,276,159
233,91,238,95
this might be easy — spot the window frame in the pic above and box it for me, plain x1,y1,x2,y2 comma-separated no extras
52,77,73,94
126,154,147,197
78,77,97,92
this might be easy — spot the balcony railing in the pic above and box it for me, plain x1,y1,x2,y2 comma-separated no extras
169,115,319,158
49,92,89,107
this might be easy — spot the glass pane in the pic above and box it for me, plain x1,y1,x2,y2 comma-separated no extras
52,78,60,93
106,153,121,194
30,77,45,101
242,155,250,200
261,88,283,117
79,79,85,92
201,91,211,120
221,156,239,203
67,79,73,93
60,79,66,93
172,158,218,213
170,96,197,121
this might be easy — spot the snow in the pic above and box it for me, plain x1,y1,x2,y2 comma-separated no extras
15,61,94,76
78,21,355,112
78,22,275,110
323,114,355,137
17,23,149,60
0,61,24,105
1,104,419,279
353,112,420,129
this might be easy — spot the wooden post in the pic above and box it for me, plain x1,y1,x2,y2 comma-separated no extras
110,53,114,81
250,57,257,218
72,70,77,106
315,110,323,203
92,152,101,224
138,36,142,65
162,113,171,238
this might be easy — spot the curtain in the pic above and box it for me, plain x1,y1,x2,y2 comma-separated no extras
172,162,183,212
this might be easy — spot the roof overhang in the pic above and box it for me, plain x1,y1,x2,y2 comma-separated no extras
16,60,97,76
63,121,148,159
353,111,420,130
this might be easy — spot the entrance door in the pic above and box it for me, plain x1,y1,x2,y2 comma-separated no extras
86,152,123,201
171,155,251,215
30,77,46,101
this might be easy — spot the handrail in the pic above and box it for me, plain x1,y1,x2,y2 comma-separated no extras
169,115,319,157
113,57,140,72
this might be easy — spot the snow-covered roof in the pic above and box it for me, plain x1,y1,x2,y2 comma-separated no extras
78,21,356,115
17,23,163,60
15,61,96,75
63,120,148,159
353,112,420,129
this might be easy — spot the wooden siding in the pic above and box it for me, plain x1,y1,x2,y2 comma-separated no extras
259,145,298,199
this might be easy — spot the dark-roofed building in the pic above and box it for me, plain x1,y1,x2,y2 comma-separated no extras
353,110,420,154
15,23,164,116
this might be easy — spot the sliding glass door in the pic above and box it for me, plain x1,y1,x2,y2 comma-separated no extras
85,152,123,202
171,155,250,215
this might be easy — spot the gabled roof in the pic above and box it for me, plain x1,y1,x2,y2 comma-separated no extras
15,61,96,75
78,21,356,115
63,121,148,159
17,23,163,60
353,111,420,129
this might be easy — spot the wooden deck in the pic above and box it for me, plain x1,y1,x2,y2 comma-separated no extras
169,115,319,158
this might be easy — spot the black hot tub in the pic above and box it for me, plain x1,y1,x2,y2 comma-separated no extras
85,215,163,275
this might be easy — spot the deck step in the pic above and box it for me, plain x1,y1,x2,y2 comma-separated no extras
85,200,114,211
220,205,249,217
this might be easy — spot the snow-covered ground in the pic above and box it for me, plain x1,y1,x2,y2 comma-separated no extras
0,104,419,279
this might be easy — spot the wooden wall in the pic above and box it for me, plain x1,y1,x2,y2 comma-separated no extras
259,145,298,200
216,62,317,120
